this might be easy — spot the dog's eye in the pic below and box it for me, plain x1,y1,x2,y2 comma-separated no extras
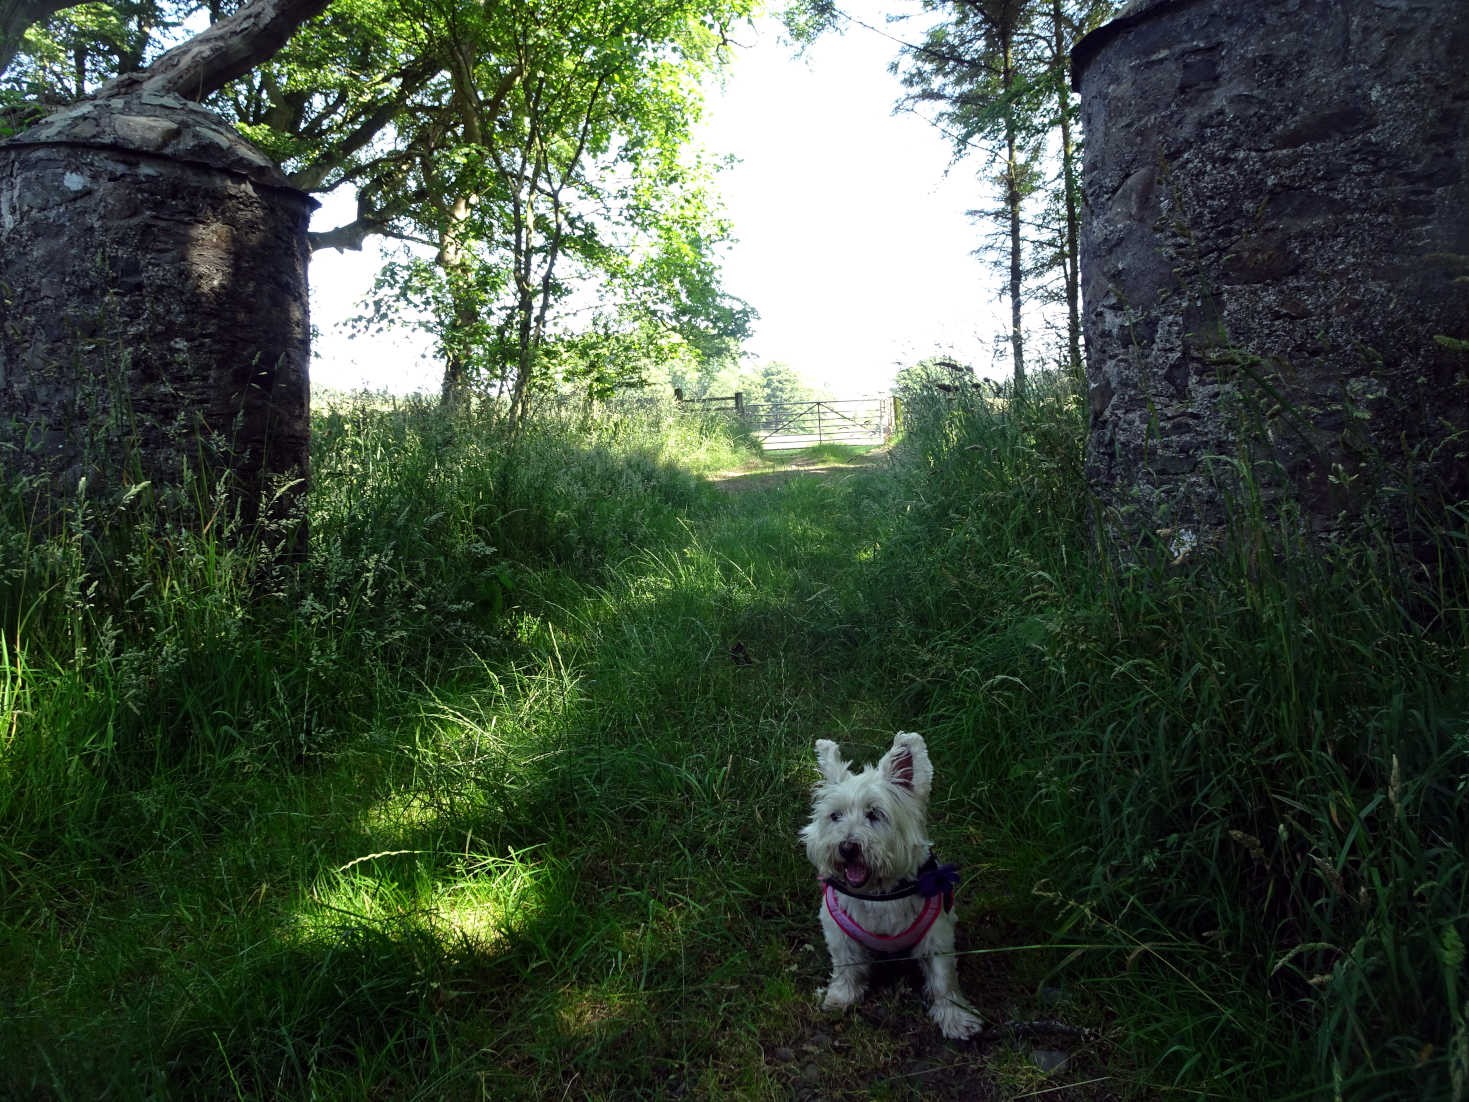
829,811,841,822
865,808,885,823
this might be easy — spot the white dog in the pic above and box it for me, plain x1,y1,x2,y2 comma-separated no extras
800,731,982,1040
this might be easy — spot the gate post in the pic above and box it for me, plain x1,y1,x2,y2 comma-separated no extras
1071,0,1469,551
0,91,315,554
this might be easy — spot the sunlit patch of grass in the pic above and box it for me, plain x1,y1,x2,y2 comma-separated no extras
781,442,881,464
285,846,562,959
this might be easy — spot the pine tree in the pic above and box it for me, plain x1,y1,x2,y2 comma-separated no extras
895,0,1118,389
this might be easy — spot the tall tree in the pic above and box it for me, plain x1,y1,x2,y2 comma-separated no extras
341,0,755,414
1042,0,1114,380
895,0,1118,390
1047,0,1081,379
898,0,1044,394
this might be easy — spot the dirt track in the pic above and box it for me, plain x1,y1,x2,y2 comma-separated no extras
709,446,893,495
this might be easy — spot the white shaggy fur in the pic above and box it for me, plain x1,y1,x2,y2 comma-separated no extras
799,731,982,1039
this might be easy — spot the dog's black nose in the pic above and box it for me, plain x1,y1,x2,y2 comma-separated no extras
838,841,862,863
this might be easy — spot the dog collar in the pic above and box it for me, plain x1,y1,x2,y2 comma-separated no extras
823,853,958,908
821,854,958,955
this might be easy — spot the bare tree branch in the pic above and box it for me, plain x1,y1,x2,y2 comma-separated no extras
309,217,389,252
97,0,334,102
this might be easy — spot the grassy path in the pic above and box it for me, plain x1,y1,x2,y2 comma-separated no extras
385,446,1117,1098
3,444,1111,1100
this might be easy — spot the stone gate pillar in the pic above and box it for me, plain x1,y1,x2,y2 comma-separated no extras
0,91,316,550
1071,0,1469,551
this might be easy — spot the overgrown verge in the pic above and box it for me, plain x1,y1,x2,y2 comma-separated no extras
0,394,770,1095
1,393,754,774
875,374,1469,1099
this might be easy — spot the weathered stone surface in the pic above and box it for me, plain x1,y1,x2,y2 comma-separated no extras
0,93,315,547
1072,0,1469,549
8,93,291,185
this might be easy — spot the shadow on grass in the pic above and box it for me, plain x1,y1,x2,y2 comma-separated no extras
1,448,1105,1099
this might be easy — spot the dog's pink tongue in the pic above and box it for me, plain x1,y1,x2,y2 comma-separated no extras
844,861,869,887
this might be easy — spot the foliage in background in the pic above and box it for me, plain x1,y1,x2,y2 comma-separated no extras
3,0,756,408
2,0,190,96
337,0,755,412
669,357,827,405
893,353,990,398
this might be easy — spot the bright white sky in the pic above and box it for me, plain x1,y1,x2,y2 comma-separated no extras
307,3,1007,398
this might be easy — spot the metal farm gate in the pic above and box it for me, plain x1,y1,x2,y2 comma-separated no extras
741,398,894,451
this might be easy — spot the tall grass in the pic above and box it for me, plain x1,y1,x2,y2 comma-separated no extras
3,394,755,757
4,374,1463,1098
877,373,1469,1098
0,394,776,1095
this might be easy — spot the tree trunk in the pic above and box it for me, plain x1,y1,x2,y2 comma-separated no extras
434,55,522,406
437,194,480,407
1053,0,1083,382
0,0,85,76
1001,26,1025,395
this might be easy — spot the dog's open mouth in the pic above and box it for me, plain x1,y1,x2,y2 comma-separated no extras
841,860,870,888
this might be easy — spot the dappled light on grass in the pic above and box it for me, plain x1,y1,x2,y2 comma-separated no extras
285,845,561,959
3,387,1204,1097
0,395,791,1095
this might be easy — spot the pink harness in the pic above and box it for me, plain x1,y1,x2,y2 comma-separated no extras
823,881,945,954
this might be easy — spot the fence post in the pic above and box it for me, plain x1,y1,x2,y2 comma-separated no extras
674,387,684,403
734,391,745,417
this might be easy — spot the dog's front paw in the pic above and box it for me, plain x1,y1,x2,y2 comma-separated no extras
931,998,984,1040
821,972,865,1011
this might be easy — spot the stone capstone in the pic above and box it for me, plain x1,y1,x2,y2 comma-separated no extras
8,92,289,185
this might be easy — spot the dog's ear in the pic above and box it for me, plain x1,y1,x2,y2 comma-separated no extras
814,739,850,784
879,731,933,802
